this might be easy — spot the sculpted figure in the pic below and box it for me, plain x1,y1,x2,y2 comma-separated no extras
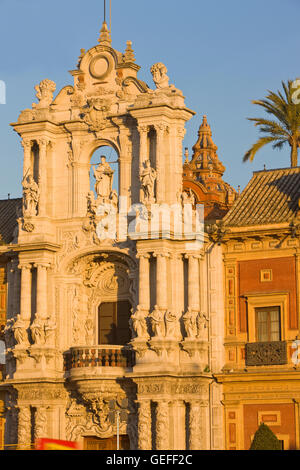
44,316,57,346
196,312,208,338
165,310,177,338
22,174,39,216
4,318,14,349
140,160,157,203
129,307,148,339
150,63,169,89
87,191,97,216
149,305,165,338
30,313,45,345
93,156,114,203
183,308,197,338
12,315,29,347
33,79,56,108
85,318,94,345
182,189,195,206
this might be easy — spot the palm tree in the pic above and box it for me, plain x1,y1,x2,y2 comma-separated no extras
243,80,300,167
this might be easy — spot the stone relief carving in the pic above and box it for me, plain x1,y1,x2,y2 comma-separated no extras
156,401,170,450
17,407,31,449
83,97,112,131
137,401,151,450
129,307,149,340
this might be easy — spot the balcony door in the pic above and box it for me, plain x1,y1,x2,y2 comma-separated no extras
98,300,131,345
255,306,281,342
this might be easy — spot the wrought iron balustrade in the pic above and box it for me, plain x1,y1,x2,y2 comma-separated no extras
245,341,287,366
64,345,135,371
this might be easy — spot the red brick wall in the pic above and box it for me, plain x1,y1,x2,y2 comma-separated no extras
238,257,297,332
244,403,296,450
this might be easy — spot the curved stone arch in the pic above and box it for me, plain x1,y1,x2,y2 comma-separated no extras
85,138,121,165
60,246,137,276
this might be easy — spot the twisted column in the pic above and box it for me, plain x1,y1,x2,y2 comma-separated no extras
188,400,201,450
17,406,31,450
155,400,170,450
137,400,152,450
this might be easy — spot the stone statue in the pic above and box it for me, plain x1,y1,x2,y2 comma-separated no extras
165,310,178,338
140,159,157,203
149,305,165,337
44,316,57,346
151,63,169,89
196,312,208,338
4,318,15,349
93,156,114,203
183,308,198,338
12,315,29,347
33,79,56,109
30,313,45,345
22,173,39,216
85,318,94,345
182,189,195,206
129,307,148,339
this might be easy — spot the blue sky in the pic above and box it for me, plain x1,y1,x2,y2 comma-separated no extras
1,0,300,198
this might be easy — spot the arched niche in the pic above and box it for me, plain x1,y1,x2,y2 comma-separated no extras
89,145,119,199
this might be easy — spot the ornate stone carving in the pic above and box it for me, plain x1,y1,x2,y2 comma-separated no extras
30,313,45,345
93,156,114,204
137,401,151,450
140,159,157,203
129,306,149,340
12,315,29,347
151,63,169,89
17,407,31,449
22,173,39,217
149,306,165,338
33,79,56,109
34,407,47,441
44,316,57,347
189,401,201,450
83,97,111,131
155,400,169,450
245,341,287,366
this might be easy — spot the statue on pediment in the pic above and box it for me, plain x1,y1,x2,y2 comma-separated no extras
151,63,169,89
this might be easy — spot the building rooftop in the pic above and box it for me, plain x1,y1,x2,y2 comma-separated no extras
223,166,300,227
0,198,21,244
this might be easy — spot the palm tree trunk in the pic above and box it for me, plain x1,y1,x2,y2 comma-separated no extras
290,142,298,167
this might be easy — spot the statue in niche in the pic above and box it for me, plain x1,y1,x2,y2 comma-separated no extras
183,308,198,339
151,63,170,89
30,313,45,345
12,315,29,347
140,159,157,203
44,316,57,346
149,305,165,338
22,173,39,216
129,307,148,339
92,156,114,204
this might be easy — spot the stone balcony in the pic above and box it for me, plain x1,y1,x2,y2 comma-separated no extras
64,345,136,378
245,341,287,367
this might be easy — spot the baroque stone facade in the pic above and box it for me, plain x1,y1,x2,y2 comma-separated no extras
0,21,225,450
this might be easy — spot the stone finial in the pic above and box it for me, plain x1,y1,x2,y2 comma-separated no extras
124,40,135,63
150,62,169,89
98,21,112,45
33,79,56,109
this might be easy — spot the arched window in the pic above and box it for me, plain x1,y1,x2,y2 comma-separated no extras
98,300,131,345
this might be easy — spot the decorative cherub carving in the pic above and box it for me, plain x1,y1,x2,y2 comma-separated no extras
150,62,169,89
33,79,56,108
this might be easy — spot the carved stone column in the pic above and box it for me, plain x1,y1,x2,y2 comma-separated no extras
21,139,32,178
11,259,20,316
188,400,201,450
137,253,150,311
37,138,50,216
138,125,149,169
34,407,47,441
137,400,152,450
19,264,32,321
155,400,170,450
154,252,169,310
154,124,167,203
34,263,50,319
17,406,31,450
